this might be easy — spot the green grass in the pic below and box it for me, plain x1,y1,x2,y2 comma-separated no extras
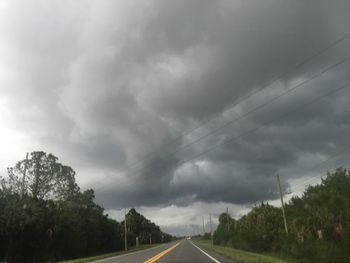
194,240,298,263
59,244,158,263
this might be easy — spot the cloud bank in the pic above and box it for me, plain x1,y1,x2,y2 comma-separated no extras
1,0,350,234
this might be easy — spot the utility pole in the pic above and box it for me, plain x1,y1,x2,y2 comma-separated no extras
124,209,128,251
226,207,230,231
20,152,29,199
277,175,289,235
210,215,213,247
202,216,205,236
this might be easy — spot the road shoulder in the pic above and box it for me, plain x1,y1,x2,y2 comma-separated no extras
59,244,165,263
193,240,294,263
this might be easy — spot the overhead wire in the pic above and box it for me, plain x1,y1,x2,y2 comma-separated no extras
286,145,350,193
108,31,350,173
91,51,350,192
153,55,350,162
168,81,350,176
94,72,350,193
115,54,350,177
281,161,350,203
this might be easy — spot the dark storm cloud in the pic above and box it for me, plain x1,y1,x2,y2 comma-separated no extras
1,0,350,211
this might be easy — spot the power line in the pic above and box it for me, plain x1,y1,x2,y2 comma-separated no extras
286,161,350,196
94,78,350,193
99,53,350,185
155,55,350,162
289,176,323,193
288,145,350,192
108,32,350,174
285,163,350,195
164,82,350,179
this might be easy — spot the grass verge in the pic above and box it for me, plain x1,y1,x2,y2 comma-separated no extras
59,244,159,263
194,240,298,263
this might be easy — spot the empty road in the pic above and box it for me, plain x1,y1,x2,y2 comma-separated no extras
94,240,235,263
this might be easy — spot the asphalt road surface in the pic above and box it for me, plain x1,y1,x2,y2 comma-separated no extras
94,240,235,263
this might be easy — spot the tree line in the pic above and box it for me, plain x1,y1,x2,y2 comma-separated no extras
0,151,172,263
212,168,350,263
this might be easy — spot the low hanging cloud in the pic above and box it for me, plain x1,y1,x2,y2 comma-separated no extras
1,0,350,216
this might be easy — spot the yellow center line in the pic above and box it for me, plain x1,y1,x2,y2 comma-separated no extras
144,242,180,263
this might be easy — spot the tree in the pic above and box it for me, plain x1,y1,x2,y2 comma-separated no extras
0,151,171,262
123,208,172,245
214,212,235,245
213,168,350,262
1,151,80,200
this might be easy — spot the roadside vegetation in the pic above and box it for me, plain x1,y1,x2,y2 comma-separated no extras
211,168,350,263
195,240,294,263
0,151,172,263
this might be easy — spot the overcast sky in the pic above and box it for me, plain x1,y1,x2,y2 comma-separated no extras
1,0,350,236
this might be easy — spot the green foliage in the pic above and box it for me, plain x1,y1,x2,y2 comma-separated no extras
0,151,172,263
196,240,294,263
213,168,350,263
214,213,236,245
1,151,80,200
123,208,172,247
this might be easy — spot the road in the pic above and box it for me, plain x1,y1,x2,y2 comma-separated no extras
94,240,235,263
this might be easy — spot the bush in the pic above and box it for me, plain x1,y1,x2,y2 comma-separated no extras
213,168,350,263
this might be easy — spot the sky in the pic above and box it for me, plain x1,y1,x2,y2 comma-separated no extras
1,0,350,236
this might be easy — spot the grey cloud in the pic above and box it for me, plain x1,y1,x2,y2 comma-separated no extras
1,0,350,213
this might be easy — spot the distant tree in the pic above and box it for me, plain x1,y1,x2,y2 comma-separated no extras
1,151,80,200
213,168,350,262
123,208,172,246
0,151,171,263
214,212,235,245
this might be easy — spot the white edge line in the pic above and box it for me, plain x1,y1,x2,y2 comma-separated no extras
190,242,221,263
93,243,170,263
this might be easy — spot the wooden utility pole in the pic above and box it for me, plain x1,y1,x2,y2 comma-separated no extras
124,209,128,251
210,215,213,247
202,216,205,235
226,207,230,231
277,175,289,235
20,152,29,199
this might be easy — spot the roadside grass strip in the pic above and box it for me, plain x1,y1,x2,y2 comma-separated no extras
144,242,180,263
191,242,221,263
194,240,296,263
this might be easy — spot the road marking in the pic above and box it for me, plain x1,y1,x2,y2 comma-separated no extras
191,242,221,263
93,244,169,262
143,242,180,263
